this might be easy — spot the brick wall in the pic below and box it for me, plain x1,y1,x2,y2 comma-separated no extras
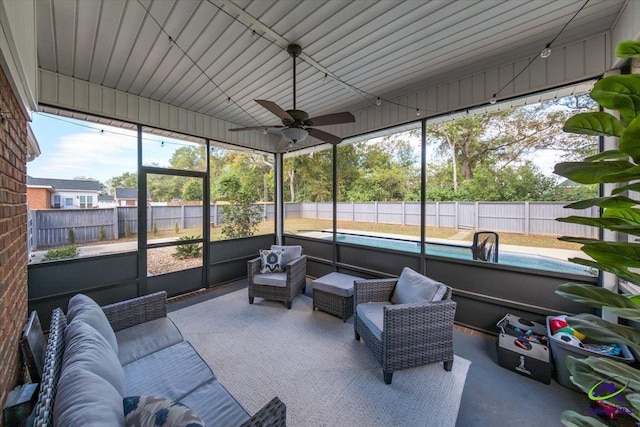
26,187,51,209
0,64,28,412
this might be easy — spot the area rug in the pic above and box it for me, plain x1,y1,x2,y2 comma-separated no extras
169,289,470,427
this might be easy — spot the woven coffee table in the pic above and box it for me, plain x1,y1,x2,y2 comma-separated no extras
312,272,363,321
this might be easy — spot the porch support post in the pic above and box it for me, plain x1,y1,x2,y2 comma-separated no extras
333,143,338,269
137,124,148,296
275,152,284,245
420,119,426,274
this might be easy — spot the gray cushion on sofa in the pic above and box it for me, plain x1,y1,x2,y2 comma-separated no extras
67,293,100,322
116,317,184,366
123,341,215,400
271,245,302,266
356,302,388,341
252,272,287,287
67,294,119,354
63,320,125,396
54,367,125,427
179,379,250,426
391,267,447,305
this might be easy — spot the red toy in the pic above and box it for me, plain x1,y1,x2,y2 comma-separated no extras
549,316,569,333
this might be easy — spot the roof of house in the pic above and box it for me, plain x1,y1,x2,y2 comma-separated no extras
27,176,101,192
115,188,151,200
98,195,114,202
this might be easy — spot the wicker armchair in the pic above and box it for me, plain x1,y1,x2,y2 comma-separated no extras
248,245,307,309
353,274,457,384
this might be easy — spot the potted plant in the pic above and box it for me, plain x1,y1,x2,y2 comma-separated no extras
554,40,640,426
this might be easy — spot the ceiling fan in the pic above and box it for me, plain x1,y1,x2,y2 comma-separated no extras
229,44,355,145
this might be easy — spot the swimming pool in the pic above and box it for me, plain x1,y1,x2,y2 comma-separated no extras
330,233,594,276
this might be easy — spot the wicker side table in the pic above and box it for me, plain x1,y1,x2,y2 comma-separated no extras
312,272,363,322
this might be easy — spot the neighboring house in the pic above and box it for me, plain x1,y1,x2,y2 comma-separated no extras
26,176,101,209
97,194,116,208
115,188,151,206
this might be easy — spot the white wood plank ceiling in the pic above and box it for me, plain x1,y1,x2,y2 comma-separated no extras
36,0,626,143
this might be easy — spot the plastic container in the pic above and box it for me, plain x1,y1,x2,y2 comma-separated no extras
546,316,636,391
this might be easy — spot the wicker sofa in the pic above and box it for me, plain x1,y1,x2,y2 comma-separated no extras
354,267,457,384
33,291,286,426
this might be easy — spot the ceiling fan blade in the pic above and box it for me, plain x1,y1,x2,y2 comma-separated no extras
229,125,283,132
308,112,355,126
308,128,343,144
255,100,294,122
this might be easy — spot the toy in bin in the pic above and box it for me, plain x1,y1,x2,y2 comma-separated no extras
548,315,621,356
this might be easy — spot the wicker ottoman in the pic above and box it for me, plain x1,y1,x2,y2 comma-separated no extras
312,272,363,322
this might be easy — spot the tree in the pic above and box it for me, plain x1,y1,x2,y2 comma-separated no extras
181,179,203,201
107,172,137,194
169,146,206,171
427,99,597,190
218,175,263,239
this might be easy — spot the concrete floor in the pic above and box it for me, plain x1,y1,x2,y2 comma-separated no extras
168,280,592,427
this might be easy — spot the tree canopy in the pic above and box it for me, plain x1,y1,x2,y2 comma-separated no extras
104,96,598,204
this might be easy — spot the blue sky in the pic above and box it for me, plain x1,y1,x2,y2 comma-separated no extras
28,111,563,185
27,113,193,183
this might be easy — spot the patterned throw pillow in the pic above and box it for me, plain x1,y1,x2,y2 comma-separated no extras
259,249,285,273
123,396,204,427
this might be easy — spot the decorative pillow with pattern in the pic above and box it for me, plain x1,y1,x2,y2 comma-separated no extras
259,249,285,273
123,396,204,427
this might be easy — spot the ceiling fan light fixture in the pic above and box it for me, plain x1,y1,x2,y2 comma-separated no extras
281,127,309,143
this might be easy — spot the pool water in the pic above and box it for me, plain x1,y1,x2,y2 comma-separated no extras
332,234,594,276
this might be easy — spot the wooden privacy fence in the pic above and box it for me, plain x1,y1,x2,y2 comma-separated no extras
285,201,599,238
28,201,596,250
29,203,275,249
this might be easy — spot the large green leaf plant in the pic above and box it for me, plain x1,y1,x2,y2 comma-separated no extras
554,40,640,426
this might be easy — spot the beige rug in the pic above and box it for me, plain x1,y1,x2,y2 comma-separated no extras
169,289,470,427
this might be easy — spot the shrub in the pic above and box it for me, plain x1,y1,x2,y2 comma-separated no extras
98,225,106,241
124,221,130,238
175,221,180,234
67,228,75,245
152,220,158,236
43,245,79,261
173,235,201,260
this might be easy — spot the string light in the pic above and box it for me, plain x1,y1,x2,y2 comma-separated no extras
490,95,497,105
323,73,328,82
416,109,421,116
226,96,231,105
540,43,551,59
160,141,164,147
376,97,382,106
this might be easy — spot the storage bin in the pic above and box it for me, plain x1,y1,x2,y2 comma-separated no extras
546,316,636,391
496,314,551,384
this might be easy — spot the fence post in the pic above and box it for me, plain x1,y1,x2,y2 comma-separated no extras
181,205,186,229
435,202,439,227
31,210,38,251
402,201,406,226
455,202,459,229
352,202,355,222
475,201,479,230
524,202,530,235
374,202,379,224
112,207,119,239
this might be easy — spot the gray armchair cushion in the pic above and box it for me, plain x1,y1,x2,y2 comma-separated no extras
391,267,447,305
63,320,126,396
252,272,287,287
54,367,125,427
67,293,119,354
271,245,302,266
356,302,389,341
116,317,184,366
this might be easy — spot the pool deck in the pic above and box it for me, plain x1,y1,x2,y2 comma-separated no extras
301,229,584,261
